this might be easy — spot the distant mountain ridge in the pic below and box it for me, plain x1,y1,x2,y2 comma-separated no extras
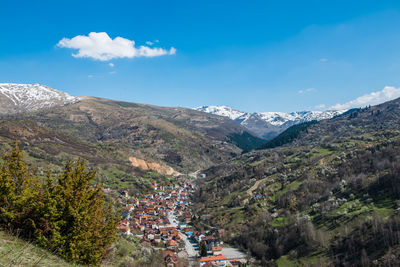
0,83,80,114
0,83,266,177
195,105,347,139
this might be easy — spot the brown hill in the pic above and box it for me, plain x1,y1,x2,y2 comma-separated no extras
0,97,265,178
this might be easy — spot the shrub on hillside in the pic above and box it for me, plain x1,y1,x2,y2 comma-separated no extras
0,141,120,265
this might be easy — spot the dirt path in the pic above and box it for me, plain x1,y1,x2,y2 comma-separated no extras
247,177,269,196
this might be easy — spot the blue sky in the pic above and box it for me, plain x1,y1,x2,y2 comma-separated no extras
2,1,400,112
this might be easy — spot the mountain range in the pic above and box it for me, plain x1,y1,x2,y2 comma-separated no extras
195,105,347,139
0,83,346,144
1,82,400,265
0,83,264,190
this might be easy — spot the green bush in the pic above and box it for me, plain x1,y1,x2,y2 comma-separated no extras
0,141,120,265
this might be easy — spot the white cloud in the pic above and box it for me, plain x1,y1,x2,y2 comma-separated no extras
299,88,315,94
57,32,176,61
88,74,94,78
320,58,328,62
109,71,117,75
146,41,154,46
331,86,400,110
109,62,114,67
169,47,177,55
137,46,176,57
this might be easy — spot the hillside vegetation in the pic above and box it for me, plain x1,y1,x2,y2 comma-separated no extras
259,120,318,149
0,97,265,199
0,230,74,267
0,230,166,267
193,98,400,266
0,97,264,189
5,97,263,170
0,143,119,265
0,94,266,265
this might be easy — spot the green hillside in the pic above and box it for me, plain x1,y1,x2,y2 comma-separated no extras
259,120,317,149
0,97,264,195
0,231,74,267
0,231,164,267
193,98,400,266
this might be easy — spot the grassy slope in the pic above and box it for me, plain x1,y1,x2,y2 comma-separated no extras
0,231,164,267
0,231,73,267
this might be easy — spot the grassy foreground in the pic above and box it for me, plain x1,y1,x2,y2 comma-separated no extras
0,231,73,267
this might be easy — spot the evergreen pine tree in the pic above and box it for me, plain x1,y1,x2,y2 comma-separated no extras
0,142,120,265
0,140,40,234
34,159,120,264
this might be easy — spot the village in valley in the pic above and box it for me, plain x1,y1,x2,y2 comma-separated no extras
117,180,248,267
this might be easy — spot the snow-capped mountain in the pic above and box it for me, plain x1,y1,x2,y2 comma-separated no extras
196,105,248,121
195,105,347,139
0,83,80,114
258,110,347,128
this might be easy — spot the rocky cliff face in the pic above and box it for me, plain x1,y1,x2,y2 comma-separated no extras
129,157,181,176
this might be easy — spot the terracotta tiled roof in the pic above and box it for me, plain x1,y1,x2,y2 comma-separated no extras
167,239,177,246
199,254,227,262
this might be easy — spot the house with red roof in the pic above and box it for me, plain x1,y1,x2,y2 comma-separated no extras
166,239,178,248
198,254,227,267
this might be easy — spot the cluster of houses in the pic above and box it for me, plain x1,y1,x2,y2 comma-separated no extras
117,182,194,266
117,181,247,266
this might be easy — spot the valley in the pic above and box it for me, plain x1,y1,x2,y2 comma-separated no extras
1,83,400,266
0,84,265,198
3,2,400,266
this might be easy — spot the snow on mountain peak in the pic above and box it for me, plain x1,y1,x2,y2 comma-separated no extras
195,105,347,126
195,105,247,120
194,105,347,139
0,83,80,114
258,110,347,126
